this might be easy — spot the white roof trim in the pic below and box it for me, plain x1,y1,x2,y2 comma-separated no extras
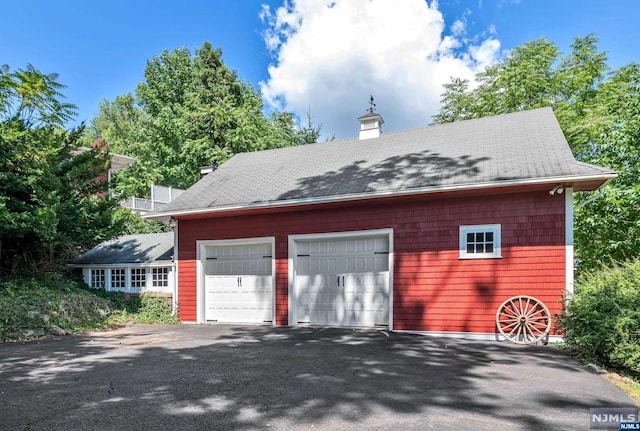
143,172,617,220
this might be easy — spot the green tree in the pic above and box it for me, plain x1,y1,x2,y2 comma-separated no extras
433,35,606,131
87,42,315,197
111,207,172,236
433,35,639,271
1,63,77,127
82,94,142,155
0,64,116,274
431,78,474,124
297,108,325,144
574,63,640,269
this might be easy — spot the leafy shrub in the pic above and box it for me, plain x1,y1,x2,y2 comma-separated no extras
560,259,640,374
0,276,179,341
77,283,178,324
131,295,180,324
0,276,116,340
76,282,140,312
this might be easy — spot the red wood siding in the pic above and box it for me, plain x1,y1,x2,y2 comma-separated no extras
176,191,566,334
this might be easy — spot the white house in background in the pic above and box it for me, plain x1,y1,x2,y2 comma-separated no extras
121,184,186,215
70,232,176,308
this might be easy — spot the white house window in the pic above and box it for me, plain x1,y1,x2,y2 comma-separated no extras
90,269,105,288
152,267,169,288
111,268,126,290
459,224,501,259
130,268,146,290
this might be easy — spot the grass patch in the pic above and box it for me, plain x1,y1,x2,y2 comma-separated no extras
0,275,178,342
557,341,640,405
603,373,640,405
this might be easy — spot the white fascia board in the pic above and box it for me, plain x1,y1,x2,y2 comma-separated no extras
143,173,618,220
111,153,137,162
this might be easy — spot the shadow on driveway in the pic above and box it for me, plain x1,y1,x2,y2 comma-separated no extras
0,325,635,430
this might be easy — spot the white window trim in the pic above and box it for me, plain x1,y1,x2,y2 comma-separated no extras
459,224,501,259
110,268,126,290
90,269,106,288
83,265,174,294
152,267,170,288
130,267,147,292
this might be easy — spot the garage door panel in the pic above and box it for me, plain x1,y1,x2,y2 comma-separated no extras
298,240,338,256
295,235,390,327
206,275,273,322
345,237,388,253
297,274,334,292
204,242,273,323
208,243,271,259
345,256,389,273
297,257,337,275
343,272,389,322
240,259,271,275
206,258,271,276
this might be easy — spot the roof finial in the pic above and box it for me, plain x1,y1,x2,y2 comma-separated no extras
368,94,376,114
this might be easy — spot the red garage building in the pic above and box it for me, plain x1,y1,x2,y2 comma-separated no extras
146,108,615,342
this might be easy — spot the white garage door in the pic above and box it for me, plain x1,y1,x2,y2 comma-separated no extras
204,242,273,323
295,235,390,326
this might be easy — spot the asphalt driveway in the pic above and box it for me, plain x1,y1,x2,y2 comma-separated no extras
0,324,635,430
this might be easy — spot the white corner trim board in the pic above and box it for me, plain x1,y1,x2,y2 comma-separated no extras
565,187,574,298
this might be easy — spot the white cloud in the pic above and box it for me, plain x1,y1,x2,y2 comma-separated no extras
260,0,501,139
451,19,466,37
469,38,501,70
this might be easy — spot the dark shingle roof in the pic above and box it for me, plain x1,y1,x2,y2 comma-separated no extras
72,232,173,265
147,108,615,219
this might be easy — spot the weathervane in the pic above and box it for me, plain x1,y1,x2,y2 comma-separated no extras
367,95,376,114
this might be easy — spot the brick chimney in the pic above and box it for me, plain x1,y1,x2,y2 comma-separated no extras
92,135,108,152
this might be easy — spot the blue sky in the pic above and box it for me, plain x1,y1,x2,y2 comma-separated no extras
2,1,639,138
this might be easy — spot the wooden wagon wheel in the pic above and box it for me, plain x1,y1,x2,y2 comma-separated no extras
496,295,551,345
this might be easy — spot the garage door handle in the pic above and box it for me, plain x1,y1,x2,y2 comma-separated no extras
337,276,345,286
237,276,242,287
